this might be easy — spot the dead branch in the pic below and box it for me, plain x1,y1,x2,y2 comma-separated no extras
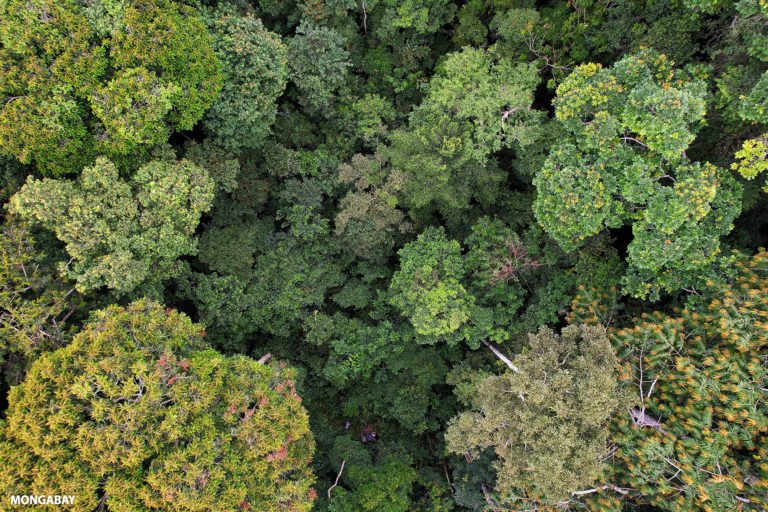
482,340,519,373
327,460,346,499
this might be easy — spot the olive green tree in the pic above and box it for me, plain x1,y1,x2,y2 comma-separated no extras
0,300,316,512
8,157,215,295
0,0,221,174
446,324,623,508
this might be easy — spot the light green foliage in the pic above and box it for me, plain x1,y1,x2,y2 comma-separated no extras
534,50,742,298
108,0,222,131
0,0,103,174
683,0,729,13
422,48,541,156
389,227,472,341
350,94,396,148
607,250,768,511
90,67,177,149
731,71,768,191
8,157,214,295
287,22,351,114
387,47,541,213
0,300,316,512
446,324,622,508
203,6,288,151
0,0,221,175
739,70,768,124
732,134,768,192
323,457,417,512
374,0,456,38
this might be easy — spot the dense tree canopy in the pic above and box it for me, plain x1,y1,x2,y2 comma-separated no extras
202,5,288,152
0,300,316,511
8,157,215,295
0,0,222,175
446,324,623,508
534,49,743,299
1,1,767,511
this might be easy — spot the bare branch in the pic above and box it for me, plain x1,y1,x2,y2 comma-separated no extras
327,460,346,499
482,340,519,373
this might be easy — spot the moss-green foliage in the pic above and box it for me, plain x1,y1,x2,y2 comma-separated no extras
389,227,473,341
8,157,215,295
287,22,351,115
387,47,542,214
0,0,222,175
182,140,241,195
0,300,316,512
534,50,743,299
335,153,409,262
446,324,623,508
202,5,288,152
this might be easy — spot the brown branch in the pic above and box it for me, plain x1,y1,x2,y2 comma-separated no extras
257,353,272,364
480,483,500,510
442,460,455,494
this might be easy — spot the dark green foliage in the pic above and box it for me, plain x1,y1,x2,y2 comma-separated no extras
202,5,288,152
464,216,585,343
304,313,402,387
334,153,409,262
287,22,351,115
